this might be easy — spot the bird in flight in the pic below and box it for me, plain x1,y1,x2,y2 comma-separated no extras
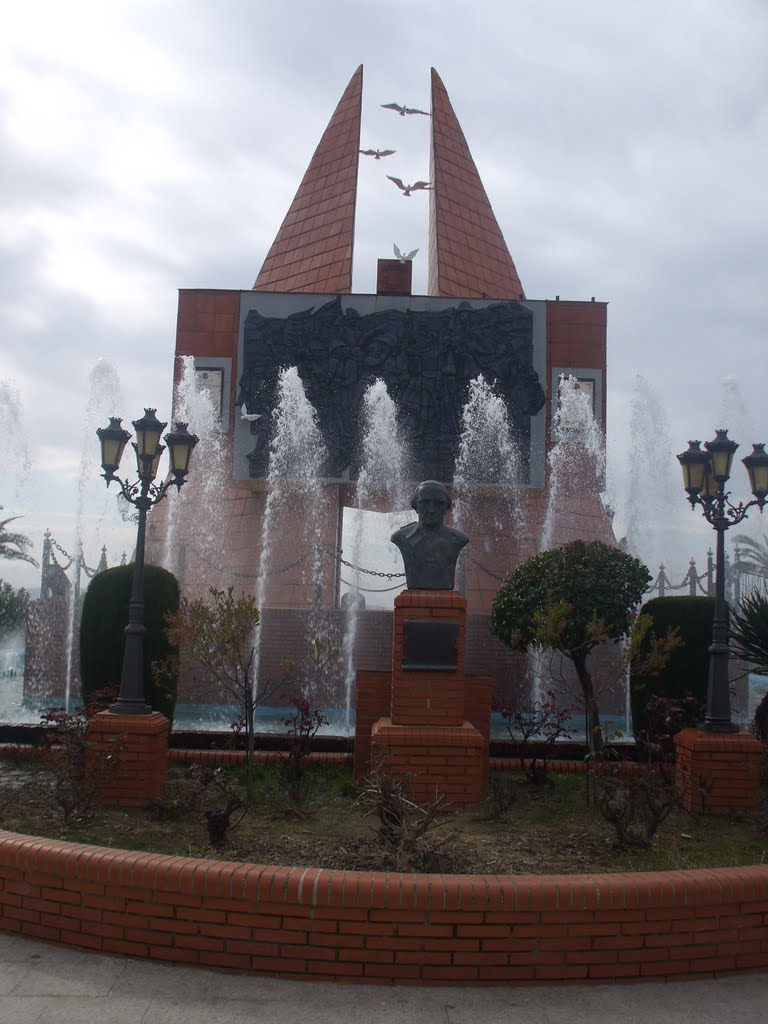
387,176,432,197
394,244,418,263
240,403,260,422
360,148,396,159
380,102,429,117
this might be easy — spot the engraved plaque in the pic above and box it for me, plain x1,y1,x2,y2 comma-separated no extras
402,619,458,672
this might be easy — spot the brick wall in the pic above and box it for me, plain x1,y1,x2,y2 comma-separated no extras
1,831,767,984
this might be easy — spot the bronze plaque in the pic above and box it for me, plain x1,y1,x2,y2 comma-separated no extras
402,619,458,671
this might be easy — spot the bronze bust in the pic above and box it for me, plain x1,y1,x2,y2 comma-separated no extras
391,480,469,590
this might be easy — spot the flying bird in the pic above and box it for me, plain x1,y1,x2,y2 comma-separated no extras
387,176,432,197
240,403,260,422
394,244,418,263
360,148,396,159
380,102,429,117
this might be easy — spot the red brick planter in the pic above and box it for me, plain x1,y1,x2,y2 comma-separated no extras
1,830,768,984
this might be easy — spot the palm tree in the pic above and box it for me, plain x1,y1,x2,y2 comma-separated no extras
732,533,768,578
731,590,768,741
0,509,38,567
731,591,768,674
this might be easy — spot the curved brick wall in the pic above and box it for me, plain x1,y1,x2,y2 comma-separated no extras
1,831,768,984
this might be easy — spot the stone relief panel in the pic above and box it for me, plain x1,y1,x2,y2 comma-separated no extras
236,296,545,482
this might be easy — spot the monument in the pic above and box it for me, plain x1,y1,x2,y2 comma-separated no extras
147,64,615,743
354,480,490,808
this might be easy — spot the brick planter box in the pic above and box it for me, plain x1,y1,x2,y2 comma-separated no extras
2,831,768,985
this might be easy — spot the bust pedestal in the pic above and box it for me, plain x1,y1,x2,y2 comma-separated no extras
356,589,491,809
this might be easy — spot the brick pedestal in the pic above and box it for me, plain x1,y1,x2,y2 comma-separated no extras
86,711,169,808
675,728,763,815
371,719,485,805
356,590,490,808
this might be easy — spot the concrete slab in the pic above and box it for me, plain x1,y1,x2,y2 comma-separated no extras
34,996,151,1024
0,996,54,1024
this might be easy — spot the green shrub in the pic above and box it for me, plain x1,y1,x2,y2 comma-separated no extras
630,596,714,735
79,564,180,722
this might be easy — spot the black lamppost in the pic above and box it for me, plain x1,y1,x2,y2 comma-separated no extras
97,410,198,715
677,430,768,732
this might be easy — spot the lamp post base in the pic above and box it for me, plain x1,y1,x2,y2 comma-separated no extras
674,727,762,815
86,711,169,807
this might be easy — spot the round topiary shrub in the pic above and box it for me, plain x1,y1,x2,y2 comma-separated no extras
630,595,715,736
79,564,180,722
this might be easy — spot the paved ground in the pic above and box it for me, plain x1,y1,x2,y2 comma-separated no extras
1,932,767,1023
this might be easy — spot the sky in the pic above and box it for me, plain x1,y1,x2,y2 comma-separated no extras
1,0,767,595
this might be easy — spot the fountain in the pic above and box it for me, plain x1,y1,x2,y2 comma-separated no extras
0,379,32,505
621,373,680,576
254,367,328,701
62,359,123,711
341,379,409,727
160,355,228,580
541,374,606,553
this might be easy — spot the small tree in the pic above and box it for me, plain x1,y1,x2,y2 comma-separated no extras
80,564,180,722
494,690,572,784
39,686,120,825
164,586,281,802
490,540,651,755
0,579,29,643
281,696,328,809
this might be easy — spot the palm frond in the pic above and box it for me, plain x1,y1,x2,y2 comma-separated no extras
730,591,768,674
732,534,768,576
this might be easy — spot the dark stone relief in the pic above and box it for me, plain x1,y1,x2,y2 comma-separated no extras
237,297,544,481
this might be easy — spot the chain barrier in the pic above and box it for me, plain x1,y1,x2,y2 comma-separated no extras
189,546,408,584
645,558,712,599
330,548,405,580
47,536,106,578
185,549,311,582
339,576,405,594
465,554,509,583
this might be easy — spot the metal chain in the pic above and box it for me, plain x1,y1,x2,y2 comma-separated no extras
466,554,508,582
47,547,73,573
47,536,103,577
339,576,405,593
190,550,310,581
49,537,74,564
329,548,405,580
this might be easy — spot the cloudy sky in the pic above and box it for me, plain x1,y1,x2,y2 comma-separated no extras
1,0,766,594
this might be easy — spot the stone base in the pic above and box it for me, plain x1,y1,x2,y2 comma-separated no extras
371,718,485,808
86,710,169,808
674,727,763,815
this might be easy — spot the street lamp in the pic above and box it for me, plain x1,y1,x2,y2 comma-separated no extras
677,430,768,732
97,410,199,715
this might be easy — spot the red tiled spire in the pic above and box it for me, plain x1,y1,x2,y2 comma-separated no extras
428,68,525,300
253,66,362,293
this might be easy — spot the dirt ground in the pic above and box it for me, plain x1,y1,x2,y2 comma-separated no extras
1,759,766,875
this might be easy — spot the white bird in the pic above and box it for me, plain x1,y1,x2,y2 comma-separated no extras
240,403,260,422
381,102,429,117
360,148,396,159
387,176,432,197
394,244,418,263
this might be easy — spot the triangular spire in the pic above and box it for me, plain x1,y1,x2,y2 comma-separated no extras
428,68,525,300
253,66,363,293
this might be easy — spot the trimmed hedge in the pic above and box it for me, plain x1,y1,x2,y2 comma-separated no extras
631,596,715,735
79,564,180,722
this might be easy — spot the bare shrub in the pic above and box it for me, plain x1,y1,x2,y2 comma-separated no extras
38,686,121,826
357,763,460,871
